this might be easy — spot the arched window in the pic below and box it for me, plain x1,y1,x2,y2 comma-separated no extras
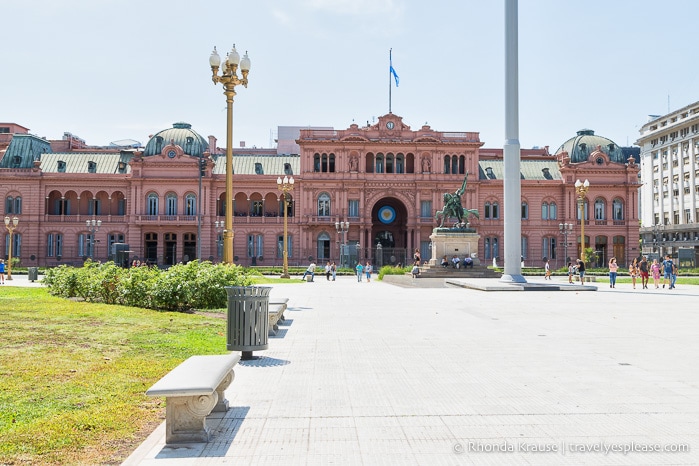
166,193,178,216
365,153,375,173
612,199,624,221
386,154,394,173
313,154,320,172
329,154,335,172
185,193,196,216
594,198,605,220
317,232,331,261
47,233,63,257
321,154,328,172
484,237,499,260
484,202,491,219
277,233,293,259
5,232,22,258
279,196,294,217
577,199,589,221
443,155,450,174
541,202,549,220
395,154,404,174
375,154,384,173
492,202,499,219
549,202,557,220
458,155,466,174
5,196,14,214
521,201,528,220
147,193,159,216
542,236,557,260
247,234,263,258
451,155,458,174
88,197,100,216
317,193,331,217
5,196,22,215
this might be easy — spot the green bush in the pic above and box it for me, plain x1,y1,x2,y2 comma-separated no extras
43,260,254,312
377,265,409,280
43,264,80,298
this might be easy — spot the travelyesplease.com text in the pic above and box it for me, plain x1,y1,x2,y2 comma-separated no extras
454,441,690,455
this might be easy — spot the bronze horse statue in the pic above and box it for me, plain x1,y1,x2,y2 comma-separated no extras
435,173,479,228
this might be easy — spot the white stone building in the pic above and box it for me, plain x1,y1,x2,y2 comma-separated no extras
637,101,699,266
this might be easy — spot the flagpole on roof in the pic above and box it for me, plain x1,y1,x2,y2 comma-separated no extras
389,48,392,114
388,49,399,114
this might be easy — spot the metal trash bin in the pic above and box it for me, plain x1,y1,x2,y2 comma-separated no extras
225,286,270,360
27,267,39,282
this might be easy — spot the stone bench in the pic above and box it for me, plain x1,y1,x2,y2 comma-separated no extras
146,353,241,444
268,298,289,335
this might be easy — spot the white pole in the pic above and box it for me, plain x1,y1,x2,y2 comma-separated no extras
501,0,525,283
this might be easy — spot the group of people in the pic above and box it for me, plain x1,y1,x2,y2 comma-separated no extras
563,255,679,290
355,261,373,282
440,255,474,269
627,255,678,290
565,259,586,284
301,260,372,282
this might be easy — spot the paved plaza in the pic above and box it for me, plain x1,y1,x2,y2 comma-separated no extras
113,274,699,465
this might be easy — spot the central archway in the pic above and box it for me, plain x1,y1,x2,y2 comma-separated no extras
369,197,409,267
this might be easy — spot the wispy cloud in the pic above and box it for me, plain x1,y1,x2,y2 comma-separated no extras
303,0,404,16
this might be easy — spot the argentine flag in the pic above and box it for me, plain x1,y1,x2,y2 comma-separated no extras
390,49,399,87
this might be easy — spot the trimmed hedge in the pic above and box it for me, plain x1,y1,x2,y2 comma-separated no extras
42,260,256,312
377,265,410,280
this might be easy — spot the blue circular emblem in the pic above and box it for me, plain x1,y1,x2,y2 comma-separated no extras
378,206,396,224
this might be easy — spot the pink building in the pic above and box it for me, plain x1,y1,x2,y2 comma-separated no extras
0,117,639,269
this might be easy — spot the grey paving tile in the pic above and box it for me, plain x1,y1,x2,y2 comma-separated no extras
122,277,699,465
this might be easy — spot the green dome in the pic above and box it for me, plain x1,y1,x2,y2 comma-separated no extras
143,122,208,157
555,129,626,164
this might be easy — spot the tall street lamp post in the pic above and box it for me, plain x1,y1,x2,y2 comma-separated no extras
4,216,19,280
574,179,590,263
209,45,251,264
558,222,573,267
86,218,101,259
277,175,294,279
335,220,350,268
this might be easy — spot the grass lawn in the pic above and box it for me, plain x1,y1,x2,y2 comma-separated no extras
0,287,228,465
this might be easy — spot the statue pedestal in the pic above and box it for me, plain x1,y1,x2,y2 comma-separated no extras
429,229,481,266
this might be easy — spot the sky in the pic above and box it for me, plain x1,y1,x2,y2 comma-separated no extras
3,0,699,151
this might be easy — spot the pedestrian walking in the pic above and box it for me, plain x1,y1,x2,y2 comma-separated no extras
629,258,638,289
567,262,574,284
577,258,586,284
670,262,678,290
608,257,618,288
331,261,336,281
651,259,661,288
639,256,649,289
365,261,373,282
0,259,5,284
413,248,421,264
355,262,364,282
325,261,332,281
662,255,674,289
544,259,551,280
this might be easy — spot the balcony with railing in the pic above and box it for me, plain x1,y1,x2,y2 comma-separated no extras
44,214,127,223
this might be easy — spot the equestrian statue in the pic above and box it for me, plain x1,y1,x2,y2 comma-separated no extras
434,172,479,228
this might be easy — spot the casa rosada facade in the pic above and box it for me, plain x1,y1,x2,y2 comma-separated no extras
0,114,640,269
